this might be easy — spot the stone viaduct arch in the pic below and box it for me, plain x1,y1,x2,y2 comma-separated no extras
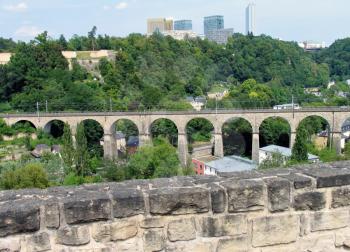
221,117,253,158
1,108,350,165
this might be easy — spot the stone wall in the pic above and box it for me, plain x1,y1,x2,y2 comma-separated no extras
2,161,350,251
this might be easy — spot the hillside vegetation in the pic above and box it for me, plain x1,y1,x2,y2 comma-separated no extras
0,31,344,112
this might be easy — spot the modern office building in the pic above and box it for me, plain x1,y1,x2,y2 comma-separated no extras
162,30,198,40
206,28,234,44
174,20,192,31
246,3,256,35
204,15,224,37
147,18,173,34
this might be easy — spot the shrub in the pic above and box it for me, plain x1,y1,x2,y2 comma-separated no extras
63,172,85,186
0,163,49,190
345,142,350,160
102,160,127,182
259,152,285,170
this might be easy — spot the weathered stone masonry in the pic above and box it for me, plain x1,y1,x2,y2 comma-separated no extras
3,161,350,251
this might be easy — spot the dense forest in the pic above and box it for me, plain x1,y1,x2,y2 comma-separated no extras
0,30,349,112
1,31,350,189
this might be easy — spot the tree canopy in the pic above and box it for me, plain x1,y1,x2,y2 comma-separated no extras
0,31,340,112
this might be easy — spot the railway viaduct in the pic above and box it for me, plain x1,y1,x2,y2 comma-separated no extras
1,108,350,165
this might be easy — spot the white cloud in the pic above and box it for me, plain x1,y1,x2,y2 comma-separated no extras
15,26,43,37
103,5,110,10
115,2,128,10
3,2,28,12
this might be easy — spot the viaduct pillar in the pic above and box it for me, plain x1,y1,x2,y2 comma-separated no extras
332,132,342,155
214,129,224,158
69,123,77,148
290,132,297,149
178,131,188,167
252,131,260,164
139,133,151,147
103,133,116,160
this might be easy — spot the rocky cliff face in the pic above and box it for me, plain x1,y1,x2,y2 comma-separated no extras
2,161,350,251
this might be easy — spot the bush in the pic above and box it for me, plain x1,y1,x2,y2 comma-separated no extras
63,172,85,186
0,163,49,190
345,142,350,160
126,137,180,179
259,152,285,170
102,160,127,182
63,172,103,186
318,148,344,162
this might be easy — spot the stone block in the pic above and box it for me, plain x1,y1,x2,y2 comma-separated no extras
303,168,350,188
140,217,165,229
310,210,349,232
332,187,350,208
26,232,51,252
222,179,264,212
143,229,165,252
149,187,209,215
252,214,299,247
281,173,312,189
167,218,196,242
110,220,138,241
56,226,90,246
45,203,60,229
265,178,290,212
216,236,248,252
293,192,326,211
63,194,111,225
166,242,213,252
198,214,247,237
111,189,145,218
0,201,40,237
209,184,226,213
0,237,21,252
260,244,300,252
115,237,144,252
300,233,335,252
92,223,111,243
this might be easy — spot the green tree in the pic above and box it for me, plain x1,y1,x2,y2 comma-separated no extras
259,152,285,170
75,122,89,176
344,142,350,159
292,126,308,162
88,26,97,51
61,123,75,169
126,137,180,179
0,163,49,190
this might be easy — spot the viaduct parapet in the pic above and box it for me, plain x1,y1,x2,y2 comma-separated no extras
2,161,350,251
1,108,350,165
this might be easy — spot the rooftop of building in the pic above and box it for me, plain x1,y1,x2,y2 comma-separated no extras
205,155,257,173
260,145,319,160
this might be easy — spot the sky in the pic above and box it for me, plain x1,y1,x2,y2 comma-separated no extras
0,0,349,45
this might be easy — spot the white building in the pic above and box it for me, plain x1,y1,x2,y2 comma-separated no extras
259,145,319,164
186,97,206,111
207,90,229,100
206,156,257,175
206,28,234,44
0,53,12,65
304,87,322,97
246,3,256,35
299,41,326,51
328,81,336,89
162,30,198,40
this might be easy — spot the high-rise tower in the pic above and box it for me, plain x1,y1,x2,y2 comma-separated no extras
204,16,224,37
246,3,256,35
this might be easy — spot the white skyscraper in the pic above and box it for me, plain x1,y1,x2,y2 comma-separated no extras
246,3,256,35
